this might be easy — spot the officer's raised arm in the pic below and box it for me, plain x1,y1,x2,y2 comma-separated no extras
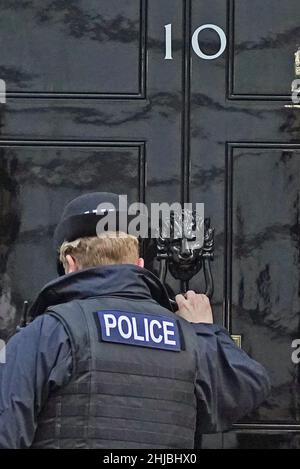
175,291,271,434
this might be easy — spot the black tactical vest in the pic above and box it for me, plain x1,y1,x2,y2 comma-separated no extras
32,296,199,449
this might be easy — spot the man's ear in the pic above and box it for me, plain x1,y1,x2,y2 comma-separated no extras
65,254,79,274
137,257,144,268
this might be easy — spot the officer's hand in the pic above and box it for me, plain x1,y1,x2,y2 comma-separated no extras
175,291,213,324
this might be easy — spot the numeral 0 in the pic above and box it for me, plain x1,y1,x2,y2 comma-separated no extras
165,23,227,60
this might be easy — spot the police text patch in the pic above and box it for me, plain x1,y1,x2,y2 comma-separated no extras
96,310,182,352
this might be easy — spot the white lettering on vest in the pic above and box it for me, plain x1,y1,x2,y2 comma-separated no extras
163,321,177,345
149,320,163,343
118,315,132,339
104,314,117,337
132,317,145,341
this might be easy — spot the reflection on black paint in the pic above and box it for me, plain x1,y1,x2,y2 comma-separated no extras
0,146,140,339
232,0,298,95
231,147,300,423
0,0,142,93
35,0,139,43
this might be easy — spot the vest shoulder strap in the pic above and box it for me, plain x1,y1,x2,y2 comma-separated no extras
45,301,91,376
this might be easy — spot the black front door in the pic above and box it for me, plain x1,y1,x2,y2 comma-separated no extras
0,0,300,449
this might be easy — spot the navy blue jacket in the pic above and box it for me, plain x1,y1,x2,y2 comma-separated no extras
0,265,271,448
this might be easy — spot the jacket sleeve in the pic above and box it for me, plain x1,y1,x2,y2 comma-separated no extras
192,323,271,435
0,315,73,449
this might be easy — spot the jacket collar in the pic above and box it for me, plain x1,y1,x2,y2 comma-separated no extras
29,264,172,318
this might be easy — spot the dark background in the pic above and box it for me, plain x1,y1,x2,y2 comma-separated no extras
0,0,300,448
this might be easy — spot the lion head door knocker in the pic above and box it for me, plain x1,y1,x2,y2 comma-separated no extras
155,209,215,309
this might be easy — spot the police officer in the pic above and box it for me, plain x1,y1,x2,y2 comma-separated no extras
0,193,271,449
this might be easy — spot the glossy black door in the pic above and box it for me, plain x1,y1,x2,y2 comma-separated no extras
0,0,300,449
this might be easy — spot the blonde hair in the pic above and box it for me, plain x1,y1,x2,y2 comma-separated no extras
59,231,139,270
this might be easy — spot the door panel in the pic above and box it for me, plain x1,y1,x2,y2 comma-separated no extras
230,0,298,98
229,144,300,424
1,0,145,97
0,142,143,336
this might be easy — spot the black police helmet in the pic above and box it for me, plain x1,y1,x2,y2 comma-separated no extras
53,192,147,275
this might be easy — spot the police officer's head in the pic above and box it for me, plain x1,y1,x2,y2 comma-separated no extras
54,192,145,275
60,232,144,274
